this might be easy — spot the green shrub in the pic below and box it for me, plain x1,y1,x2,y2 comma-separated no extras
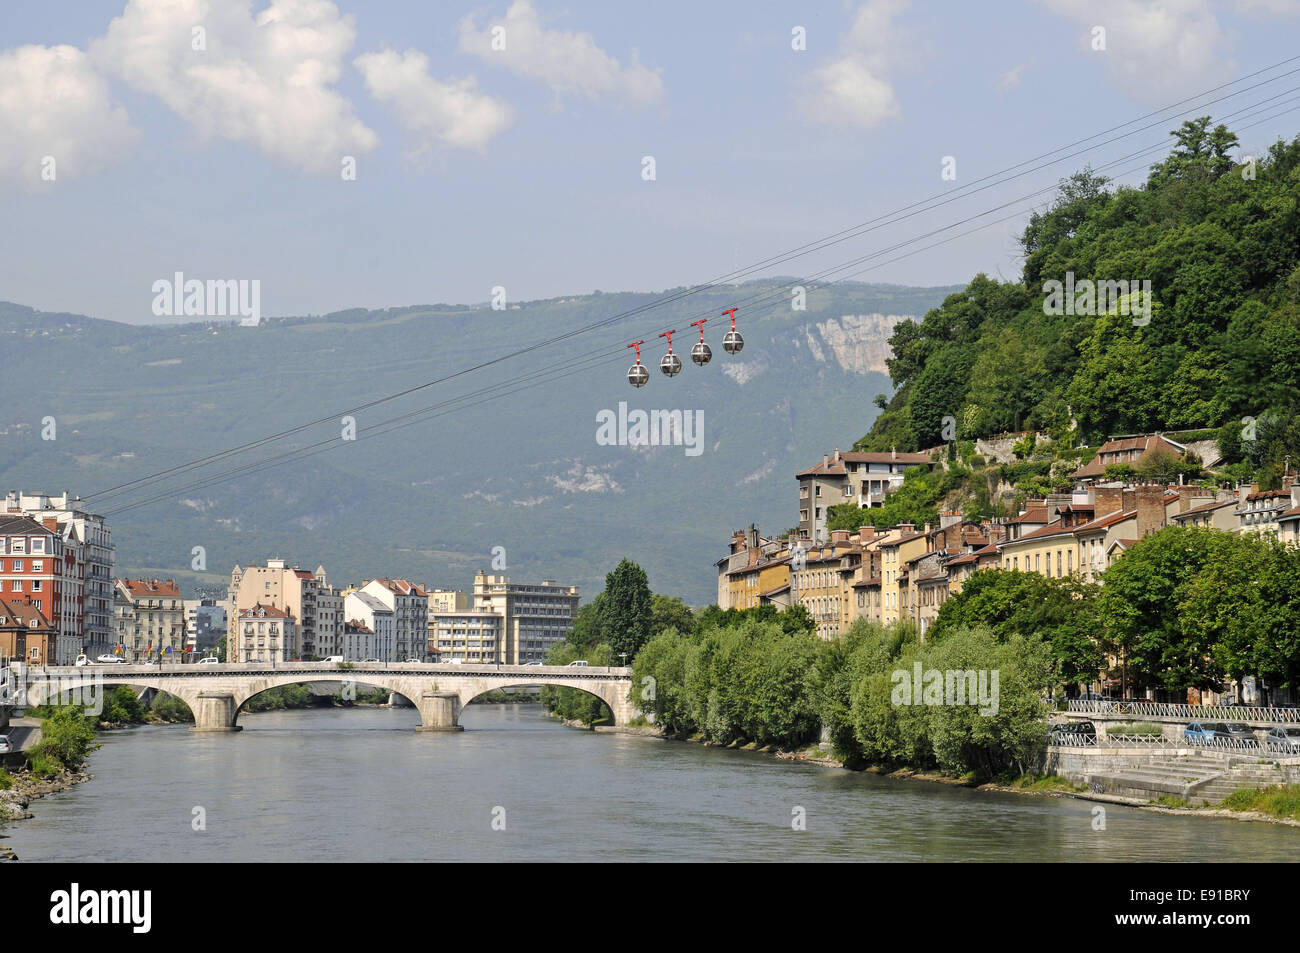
34,705,99,768
28,753,62,779
0,766,13,789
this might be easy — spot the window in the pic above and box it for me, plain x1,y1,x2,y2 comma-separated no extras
32,538,44,554
12,560,22,572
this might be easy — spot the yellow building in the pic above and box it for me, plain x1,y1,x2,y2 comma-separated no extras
879,525,929,626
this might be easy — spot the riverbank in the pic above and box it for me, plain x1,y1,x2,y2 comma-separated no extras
577,721,1300,827
0,764,92,861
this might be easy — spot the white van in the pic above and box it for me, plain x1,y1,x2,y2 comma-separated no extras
322,656,344,663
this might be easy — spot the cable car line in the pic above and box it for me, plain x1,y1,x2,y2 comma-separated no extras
83,66,1300,507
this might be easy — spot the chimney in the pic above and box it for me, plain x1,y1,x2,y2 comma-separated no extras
1122,487,1136,512
891,446,897,461
823,453,829,469
898,522,915,534
831,529,850,543
1135,484,1167,538
834,448,840,463
859,525,876,544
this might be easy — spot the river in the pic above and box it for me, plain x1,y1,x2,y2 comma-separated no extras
5,704,1298,861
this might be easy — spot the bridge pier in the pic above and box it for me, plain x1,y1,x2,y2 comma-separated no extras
415,691,463,732
190,692,242,732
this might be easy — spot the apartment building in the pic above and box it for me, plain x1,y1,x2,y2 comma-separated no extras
879,524,930,626
472,571,579,664
790,532,863,639
0,515,77,662
229,560,330,659
430,611,504,662
360,579,429,661
234,604,297,663
796,449,935,542
183,599,227,655
316,586,344,659
1,491,113,659
0,595,57,665
427,589,468,613
115,579,185,661
343,619,376,659
343,591,394,660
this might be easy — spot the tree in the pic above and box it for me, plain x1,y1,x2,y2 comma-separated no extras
603,559,653,661
931,569,1102,688
650,594,695,638
1097,526,1230,694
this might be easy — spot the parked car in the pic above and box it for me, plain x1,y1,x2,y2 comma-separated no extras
1264,726,1300,753
74,654,90,667
360,658,381,663
95,655,125,664
403,658,423,663
197,656,220,665
1049,721,1096,744
1185,721,1230,745
321,655,344,663
0,735,12,754
1211,723,1259,748
525,661,543,666
566,660,590,667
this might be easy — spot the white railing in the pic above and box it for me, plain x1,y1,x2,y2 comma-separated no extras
1065,699,1300,723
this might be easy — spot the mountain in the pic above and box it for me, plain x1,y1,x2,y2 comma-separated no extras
0,281,961,605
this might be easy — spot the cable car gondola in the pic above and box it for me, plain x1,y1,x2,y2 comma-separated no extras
659,329,681,377
721,307,744,354
627,340,649,388
690,318,711,366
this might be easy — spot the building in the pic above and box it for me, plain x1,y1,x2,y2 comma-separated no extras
1069,434,1188,484
0,595,57,665
316,586,344,660
359,579,429,661
228,559,330,660
343,591,394,660
343,620,375,660
471,572,579,664
796,448,936,542
1,491,113,659
183,599,227,655
430,611,504,662
234,604,297,663
0,515,76,662
116,579,185,661
426,589,468,613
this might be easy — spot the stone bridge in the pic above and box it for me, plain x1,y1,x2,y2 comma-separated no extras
18,662,638,732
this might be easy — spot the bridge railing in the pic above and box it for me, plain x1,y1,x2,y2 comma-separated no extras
1064,699,1300,723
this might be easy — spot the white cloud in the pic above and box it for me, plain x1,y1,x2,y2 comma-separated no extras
800,0,908,129
997,62,1028,91
459,0,663,104
1036,0,1235,104
0,44,136,185
354,48,513,151
90,0,376,174
1232,0,1300,16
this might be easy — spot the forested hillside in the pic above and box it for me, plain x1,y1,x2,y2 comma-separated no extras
861,119,1300,491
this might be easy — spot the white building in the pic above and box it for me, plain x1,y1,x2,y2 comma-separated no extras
234,604,297,663
359,578,429,660
343,591,394,660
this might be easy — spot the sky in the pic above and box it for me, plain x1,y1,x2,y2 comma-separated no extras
2,0,1299,325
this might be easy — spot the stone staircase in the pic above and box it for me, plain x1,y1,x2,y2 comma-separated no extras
1089,754,1290,805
